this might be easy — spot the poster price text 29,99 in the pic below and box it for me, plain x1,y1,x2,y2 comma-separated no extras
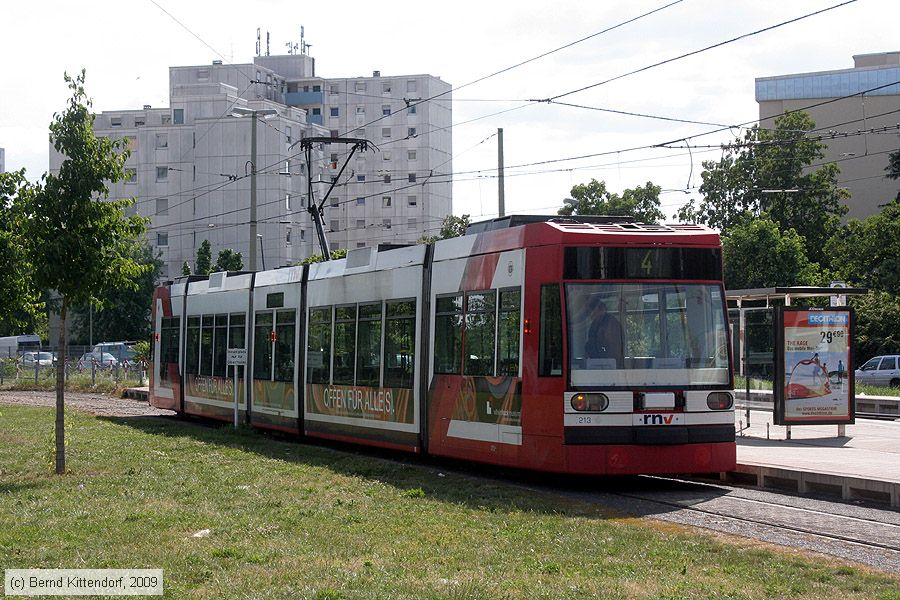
819,329,845,344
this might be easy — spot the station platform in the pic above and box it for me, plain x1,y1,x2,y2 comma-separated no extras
729,408,900,507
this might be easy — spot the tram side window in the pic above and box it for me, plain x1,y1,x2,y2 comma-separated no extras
186,316,201,375
213,314,228,377
307,307,332,384
200,315,214,376
356,303,382,387
465,291,496,376
274,309,296,382
254,312,273,380
229,313,246,379
497,289,521,376
159,316,180,383
435,295,462,374
333,305,357,385
385,300,415,388
539,284,563,376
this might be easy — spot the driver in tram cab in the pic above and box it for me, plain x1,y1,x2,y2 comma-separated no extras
585,299,624,367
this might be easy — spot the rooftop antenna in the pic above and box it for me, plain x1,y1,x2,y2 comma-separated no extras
255,28,261,56
266,31,270,56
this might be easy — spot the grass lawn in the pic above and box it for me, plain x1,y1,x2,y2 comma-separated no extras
1,405,898,599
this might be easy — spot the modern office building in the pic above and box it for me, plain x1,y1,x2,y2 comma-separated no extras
49,52,452,278
756,52,900,219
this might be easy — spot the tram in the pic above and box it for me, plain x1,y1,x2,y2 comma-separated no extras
150,216,736,475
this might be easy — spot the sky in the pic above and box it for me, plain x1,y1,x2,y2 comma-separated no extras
1,0,898,224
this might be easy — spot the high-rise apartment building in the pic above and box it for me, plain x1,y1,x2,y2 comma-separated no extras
757,52,900,219
49,53,452,278
0,147,5,173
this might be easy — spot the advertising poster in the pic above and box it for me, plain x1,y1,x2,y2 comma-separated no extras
774,307,854,425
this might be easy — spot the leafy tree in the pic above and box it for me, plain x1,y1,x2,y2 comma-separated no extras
181,261,192,276
850,291,900,362
887,148,900,201
678,111,848,265
0,170,44,335
558,179,664,224
297,248,348,265
195,239,212,275
721,218,820,290
825,199,900,296
22,70,148,474
70,243,162,344
214,248,243,272
418,214,471,244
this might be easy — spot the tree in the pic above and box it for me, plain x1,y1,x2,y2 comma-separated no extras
887,148,900,201
679,111,848,266
22,71,148,474
297,248,348,265
214,248,243,272
181,261,192,276
721,218,820,290
558,179,664,224
850,291,900,362
825,199,900,296
418,214,471,244
0,170,44,335
195,239,212,275
70,243,162,344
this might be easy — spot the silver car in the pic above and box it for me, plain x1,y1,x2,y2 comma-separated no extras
855,355,900,388
22,351,55,367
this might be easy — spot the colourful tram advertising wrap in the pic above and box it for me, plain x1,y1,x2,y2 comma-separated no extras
150,216,736,475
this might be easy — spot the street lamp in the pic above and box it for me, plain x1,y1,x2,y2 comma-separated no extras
257,234,266,271
232,106,277,271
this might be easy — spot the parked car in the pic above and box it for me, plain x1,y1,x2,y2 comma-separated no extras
21,351,55,367
91,342,137,363
78,351,119,368
855,355,900,388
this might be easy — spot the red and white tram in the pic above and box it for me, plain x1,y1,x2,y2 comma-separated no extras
151,216,736,474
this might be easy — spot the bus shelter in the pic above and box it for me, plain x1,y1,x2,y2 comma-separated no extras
726,286,867,436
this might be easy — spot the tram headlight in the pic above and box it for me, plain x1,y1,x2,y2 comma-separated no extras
571,393,608,412
706,392,733,410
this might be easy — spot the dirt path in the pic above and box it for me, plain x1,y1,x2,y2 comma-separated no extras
0,390,174,417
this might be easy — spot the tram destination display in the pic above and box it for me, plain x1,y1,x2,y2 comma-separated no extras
774,307,854,426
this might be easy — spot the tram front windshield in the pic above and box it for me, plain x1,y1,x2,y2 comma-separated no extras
566,283,730,388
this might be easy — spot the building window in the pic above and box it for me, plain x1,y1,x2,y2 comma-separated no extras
125,169,136,183
330,152,339,164
110,117,122,127
356,197,366,206
330,107,339,117
157,232,168,247
407,80,417,93
285,126,292,143
330,129,339,137
286,194,291,211
156,198,168,215
408,150,417,161
197,69,209,80
357,174,366,182
330,220,340,232
408,105,417,115
383,151,392,161
356,219,366,229
156,134,168,149
356,242,366,248
313,84,321,92
407,127,416,137
300,229,306,241
124,136,137,152
312,107,321,116
407,195,417,206
286,227,292,245
356,106,365,114
382,105,391,116
381,127,391,138
382,82,391,94
331,176,339,183
355,82,366,93
330,84,339,94
173,109,184,125
384,174,391,184
160,264,169,278
161,113,172,125
156,167,168,182
408,173,416,183
383,219,392,230
135,117,145,127
382,196,392,207
407,217,417,229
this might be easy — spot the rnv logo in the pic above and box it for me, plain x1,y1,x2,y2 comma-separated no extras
642,414,674,425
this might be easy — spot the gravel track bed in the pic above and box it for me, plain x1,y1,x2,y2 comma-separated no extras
0,390,174,417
